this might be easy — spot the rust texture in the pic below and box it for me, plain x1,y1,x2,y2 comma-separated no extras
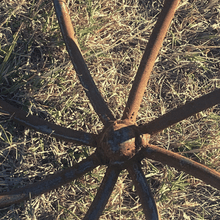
127,161,160,220
53,0,115,125
98,120,150,164
0,99,97,147
83,166,121,220
134,144,220,191
122,0,181,123
0,154,100,207
1,0,220,219
140,88,220,135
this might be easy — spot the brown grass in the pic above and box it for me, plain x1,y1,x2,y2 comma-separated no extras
0,0,220,219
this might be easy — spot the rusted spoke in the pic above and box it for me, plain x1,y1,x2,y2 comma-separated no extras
0,153,100,207
0,99,97,147
134,144,220,190
122,0,180,123
127,161,160,220
139,88,220,135
83,165,121,220
53,0,115,125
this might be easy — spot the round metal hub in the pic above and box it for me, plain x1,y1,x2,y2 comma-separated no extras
99,120,150,163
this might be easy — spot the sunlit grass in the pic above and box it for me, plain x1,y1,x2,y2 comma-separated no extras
0,0,220,219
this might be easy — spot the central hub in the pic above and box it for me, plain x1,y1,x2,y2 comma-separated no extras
99,120,150,164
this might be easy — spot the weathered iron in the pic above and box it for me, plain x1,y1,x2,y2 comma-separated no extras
140,88,220,135
133,144,220,191
0,154,100,207
122,0,181,123
53,0,115,125
127,161,160,220
0,0,219,219
98,120,150,164
0,99,97,146
83,166,121,220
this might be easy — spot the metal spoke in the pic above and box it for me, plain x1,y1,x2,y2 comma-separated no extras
0,153,100,207
53,0,115,125
127,161,160,220
0,99,97,147
1,0,220,218
139,88,220,135
134,144,220,190
122,0,180,123
83,165,121,220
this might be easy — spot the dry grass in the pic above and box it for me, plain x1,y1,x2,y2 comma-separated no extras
0,0,220,219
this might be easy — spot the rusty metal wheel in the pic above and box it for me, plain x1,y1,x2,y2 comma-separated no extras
0,0,220,219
